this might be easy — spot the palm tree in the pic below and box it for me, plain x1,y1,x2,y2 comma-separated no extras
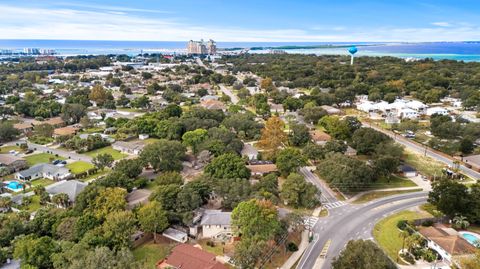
0,196,12,212
405,233,422,253
398,230,410,262
453,215,470,229
52,193,70,208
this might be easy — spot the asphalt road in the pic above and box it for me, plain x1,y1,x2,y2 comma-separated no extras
297,191,428,269
27,142,93,162
219,84,239,104
300,167,338,204
365,123,480,180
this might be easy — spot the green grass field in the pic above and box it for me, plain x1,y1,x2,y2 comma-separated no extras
403,149,444,178
30,178,55,187
66,161,94,174
352,189,422,204
133,242,174,269
373,210,432,264
25,153,65,166
84,146,126,160
0,145,24,153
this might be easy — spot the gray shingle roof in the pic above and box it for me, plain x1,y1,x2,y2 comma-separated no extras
200,210,231,226
45,180,87,202
17,163,69,178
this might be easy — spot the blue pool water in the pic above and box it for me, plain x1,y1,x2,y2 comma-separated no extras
461,233,480,245
6,181,23,190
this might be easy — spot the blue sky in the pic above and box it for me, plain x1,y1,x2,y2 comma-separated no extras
1,0,480,41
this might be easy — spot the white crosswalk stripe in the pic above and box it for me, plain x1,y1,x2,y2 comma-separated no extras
323,201,346,209
303,216,319,229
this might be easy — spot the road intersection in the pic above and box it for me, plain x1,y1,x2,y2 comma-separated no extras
297,191,428,269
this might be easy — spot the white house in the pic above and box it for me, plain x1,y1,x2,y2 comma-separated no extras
399,108,419,119
16,164,71,181
427,107,449,116
199,210,232,240
189,210,233,241
112,141,145,155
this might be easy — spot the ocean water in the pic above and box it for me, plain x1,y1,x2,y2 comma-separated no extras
1,39,480,61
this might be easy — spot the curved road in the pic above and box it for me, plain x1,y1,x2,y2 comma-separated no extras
297,191,428,269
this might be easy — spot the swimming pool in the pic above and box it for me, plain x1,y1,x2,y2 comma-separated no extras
460,231,480,246
5,181,24,192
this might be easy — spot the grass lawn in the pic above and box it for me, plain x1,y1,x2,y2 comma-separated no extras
81,169,110,182
84,146,126,160
372,175,418,189
80,127,105,134
198,240,226,256
30,178,55,187
23,195,42,212
133,242,174,269
143,138,161,144
373,210,432,264
0,145,24,153
66,161,94,174
403,149,444,178
352,189,423,204
420,203,444,217
25,153,65,166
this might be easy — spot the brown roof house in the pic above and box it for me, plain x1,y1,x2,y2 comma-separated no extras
309,130,331,145
33,117,65,128
418,226,476,266
0,154,28,175
156,244,227,269
13,123,34,134
247,163,278,176
200,99,226,111
53,126,79,138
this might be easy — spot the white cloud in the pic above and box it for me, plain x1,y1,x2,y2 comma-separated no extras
431,22,451,27
0,4,478,42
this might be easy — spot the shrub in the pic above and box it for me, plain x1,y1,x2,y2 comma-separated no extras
421,220,434,227
400,253,415,265
133,177,148,189
397,220,407,230
206,241,215,247
287,242,298,252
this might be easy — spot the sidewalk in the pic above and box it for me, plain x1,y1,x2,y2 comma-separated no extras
280,230,309,269
347,186,423,203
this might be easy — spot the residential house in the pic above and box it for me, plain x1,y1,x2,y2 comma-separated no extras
320,105,342,115
418,226,476,266
309,130,331,145
45,180,87,203
426,107,449,116
200,210,232,240
247,163,278,176
13,123,33,134
156,244,227,269
0,154,28,174
240,144,258,160
53,126,79,138
345,146,357,156
32,117,65,128
16,163,71,181
200,99,226,111
399,164,417,177
112,141,145,155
